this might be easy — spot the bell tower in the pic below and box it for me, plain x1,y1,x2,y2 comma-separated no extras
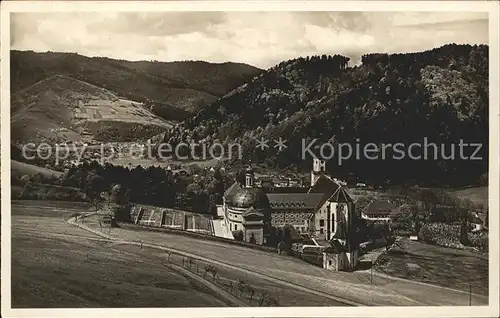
245,166,254,188
310,158,326,186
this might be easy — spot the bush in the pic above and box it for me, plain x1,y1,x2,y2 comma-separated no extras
418,223,474,249
459,220,471,246
277,241,290,254
19,182,86,201
109,203,132,222
418,225,437,244
469,231,488,252
232,230,243,241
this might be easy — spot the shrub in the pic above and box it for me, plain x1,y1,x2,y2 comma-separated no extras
391,206,414,233
418,223,474,249
109,203,132,222
459,220,471,246
418,225,436,244
19,182,86,201
232,230,244,241
277,241,289,254
469,231,488,252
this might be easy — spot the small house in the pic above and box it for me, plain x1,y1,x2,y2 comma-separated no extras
361,200,397,222
470,213,485,232
322,240,358,271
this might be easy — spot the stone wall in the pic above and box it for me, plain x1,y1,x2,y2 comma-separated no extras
131,204,213,234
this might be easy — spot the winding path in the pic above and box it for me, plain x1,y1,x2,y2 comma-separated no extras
69,218,357,306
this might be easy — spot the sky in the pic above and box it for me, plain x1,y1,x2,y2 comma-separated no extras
10,11,488,68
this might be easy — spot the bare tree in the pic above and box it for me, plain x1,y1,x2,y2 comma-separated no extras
238,280,247,297
247,285,255,300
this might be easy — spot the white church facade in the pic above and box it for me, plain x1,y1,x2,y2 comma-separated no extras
220,158,360,271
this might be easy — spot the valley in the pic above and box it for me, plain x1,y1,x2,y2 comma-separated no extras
7,43,491,311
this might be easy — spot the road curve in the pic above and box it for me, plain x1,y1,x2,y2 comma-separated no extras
69,219,358,306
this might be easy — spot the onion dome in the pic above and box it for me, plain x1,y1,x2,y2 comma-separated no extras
231,188,270,210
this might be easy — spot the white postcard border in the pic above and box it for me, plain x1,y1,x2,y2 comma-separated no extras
1,1,499,317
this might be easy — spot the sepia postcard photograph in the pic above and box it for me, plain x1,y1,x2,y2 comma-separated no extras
1,1,499,317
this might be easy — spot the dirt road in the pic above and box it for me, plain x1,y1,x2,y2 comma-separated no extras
80,217,489,306
10,200,347,307
10,200,489,307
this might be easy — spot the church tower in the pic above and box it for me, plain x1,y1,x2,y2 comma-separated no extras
245,166,255,188
310,158,326,186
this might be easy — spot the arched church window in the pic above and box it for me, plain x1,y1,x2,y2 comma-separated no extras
331,208,336,234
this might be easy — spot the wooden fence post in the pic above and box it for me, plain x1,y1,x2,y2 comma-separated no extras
469,284,472,306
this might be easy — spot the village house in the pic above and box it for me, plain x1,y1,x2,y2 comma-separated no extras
470,213,485,232
361,200,398,222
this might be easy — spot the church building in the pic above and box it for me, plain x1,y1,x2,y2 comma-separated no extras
222,159,360,255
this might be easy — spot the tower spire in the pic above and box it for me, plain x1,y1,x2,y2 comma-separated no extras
245,161,254,188
310,158,326,186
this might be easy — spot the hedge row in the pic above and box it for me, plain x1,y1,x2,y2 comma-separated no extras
419,222,488,252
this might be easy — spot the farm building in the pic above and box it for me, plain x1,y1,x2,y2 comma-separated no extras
361,200,398,222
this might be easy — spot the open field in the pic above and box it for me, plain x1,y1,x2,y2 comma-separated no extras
11,200,489,307
374,238,488,296
11,201,229,308
448,186,488,207
10,200,346,307
11,160,64,179
78,209,488,306
114,244,343,307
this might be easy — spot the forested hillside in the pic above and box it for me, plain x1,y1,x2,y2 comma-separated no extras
10,50,262,120
155,44,488,187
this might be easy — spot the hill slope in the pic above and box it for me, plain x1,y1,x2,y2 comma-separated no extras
11,50,262,118
11,75,173,143
11,159,64,179
154,44,488,187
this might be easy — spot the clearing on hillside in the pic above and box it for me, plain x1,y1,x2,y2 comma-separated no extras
11,75,174,143
448,186,488,208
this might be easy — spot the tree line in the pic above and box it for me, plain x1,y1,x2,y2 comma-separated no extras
154,44,488,188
